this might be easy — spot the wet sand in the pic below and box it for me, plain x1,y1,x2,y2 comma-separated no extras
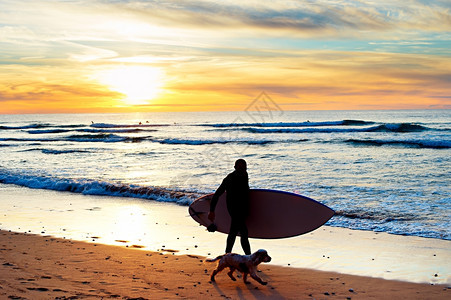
0,230,449,299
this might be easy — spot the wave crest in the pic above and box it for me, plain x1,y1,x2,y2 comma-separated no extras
0,171,200,205
90,123,168,128
204,119,374,128
345,139,451,149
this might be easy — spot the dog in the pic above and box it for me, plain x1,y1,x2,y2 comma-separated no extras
206,249,271,285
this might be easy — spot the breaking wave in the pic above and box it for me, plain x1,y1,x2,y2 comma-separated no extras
90,123,169,128
202,119,374,128
26,128,151,134
0,171,200,205
334,210,418,222
156,138,276,145
0,123,85,130
235,123,437,134
20,148,91,155
0,135,152,144
345,139,451,149
27,129,72,134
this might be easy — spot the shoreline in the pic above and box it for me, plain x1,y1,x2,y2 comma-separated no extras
1,183,450,287
1,230,449,299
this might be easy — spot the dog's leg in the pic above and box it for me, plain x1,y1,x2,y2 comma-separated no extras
227,268,237,281
210,263,226,282
243,273,251,284
250,272,267,285
210,269,219,282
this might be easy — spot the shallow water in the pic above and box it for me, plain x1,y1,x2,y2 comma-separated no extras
0,110,450,239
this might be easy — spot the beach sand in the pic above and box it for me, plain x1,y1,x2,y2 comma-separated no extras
0,230,449,300
0,184,450,299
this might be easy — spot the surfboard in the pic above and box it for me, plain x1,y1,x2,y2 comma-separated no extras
189,189,334,239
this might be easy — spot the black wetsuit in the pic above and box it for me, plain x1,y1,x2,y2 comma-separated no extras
210,170,251,254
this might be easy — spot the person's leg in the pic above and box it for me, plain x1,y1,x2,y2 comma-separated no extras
226,219,239,253
239,221,251,255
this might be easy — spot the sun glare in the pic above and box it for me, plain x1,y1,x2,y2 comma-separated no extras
113,205,147,243
100,66,164,105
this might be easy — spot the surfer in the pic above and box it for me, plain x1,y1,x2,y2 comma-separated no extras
208,159,251,255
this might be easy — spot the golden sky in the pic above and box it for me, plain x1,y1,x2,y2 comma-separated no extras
0,0,450,114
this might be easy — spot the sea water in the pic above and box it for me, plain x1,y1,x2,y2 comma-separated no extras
0,109,450,240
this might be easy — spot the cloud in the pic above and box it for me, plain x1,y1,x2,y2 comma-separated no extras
158,48,451,105
2,0,449,45
115,0,451,37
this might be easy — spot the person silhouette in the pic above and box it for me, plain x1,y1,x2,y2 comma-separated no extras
208,159,251,255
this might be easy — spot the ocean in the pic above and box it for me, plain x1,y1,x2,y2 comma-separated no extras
0,109,450,240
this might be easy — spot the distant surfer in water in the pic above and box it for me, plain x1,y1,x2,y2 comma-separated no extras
209,159,251,255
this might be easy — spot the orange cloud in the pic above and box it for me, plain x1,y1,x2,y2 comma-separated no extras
1,48,450,114
155,50,451,111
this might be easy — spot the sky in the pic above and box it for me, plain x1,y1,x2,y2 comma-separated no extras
0,0,450,114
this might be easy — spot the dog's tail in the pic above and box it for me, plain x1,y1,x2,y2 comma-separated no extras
206,255,223,263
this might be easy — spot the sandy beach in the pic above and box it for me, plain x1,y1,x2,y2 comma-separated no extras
0,230,449,300
1,184,450,299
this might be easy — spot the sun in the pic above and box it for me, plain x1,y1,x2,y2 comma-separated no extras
100,66,164,105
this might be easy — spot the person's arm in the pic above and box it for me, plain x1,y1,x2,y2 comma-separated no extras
208,177,228,221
